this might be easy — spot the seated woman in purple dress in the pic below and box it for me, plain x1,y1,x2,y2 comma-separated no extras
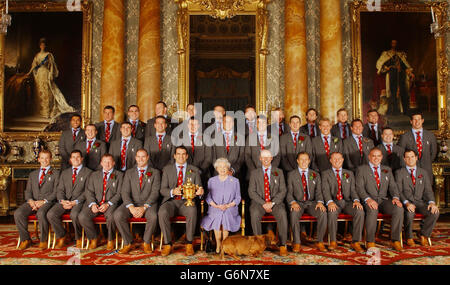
201,158,241,253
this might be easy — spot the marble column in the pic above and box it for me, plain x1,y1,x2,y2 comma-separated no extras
320,0,344,122
137,0,161,121
100,0,125,122
284,0,308,122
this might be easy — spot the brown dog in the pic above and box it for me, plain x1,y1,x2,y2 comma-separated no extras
220,232,275,260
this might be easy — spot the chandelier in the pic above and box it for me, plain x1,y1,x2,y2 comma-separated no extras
1,0,11,34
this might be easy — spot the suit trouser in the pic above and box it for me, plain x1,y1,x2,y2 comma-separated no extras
158,199,197,244
47,202,84,240
404,201,439,239
290,202,327,244
14,202,54,242
364,199,404,242
250,202,288,245
328,200,364,242
114,204,159,245
78,204,117,240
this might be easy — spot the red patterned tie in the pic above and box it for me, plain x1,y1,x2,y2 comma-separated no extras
301,171,308,201
39,168,46,186
226,133,230,153
217,122,222,133
175,166,183,200
310,124,315,137
249,123,254,134
73,129,77,141
410,168,416,186
158,135,163,151
105,122,111,143
279,123,283,136
87,140,93,154
358,135,363,157
72,168,78,185
293,133,298,149
373,166,380,190
191,134,195,153
386,144,392,155
132,121,137,137
100,171,108,205
264,168,271,202
324,136,330,157
259,135,265,150
121,139,128,169
139,169,145,189
336,169,343,200
342,124,347,139
416,131,423,159
370,125,377,142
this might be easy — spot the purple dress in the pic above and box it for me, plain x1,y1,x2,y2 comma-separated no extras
201,175,242,232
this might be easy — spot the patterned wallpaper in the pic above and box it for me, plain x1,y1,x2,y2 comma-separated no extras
90,0,104,122
124,0,139,114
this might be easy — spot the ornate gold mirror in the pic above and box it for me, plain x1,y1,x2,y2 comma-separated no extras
174,0,269,113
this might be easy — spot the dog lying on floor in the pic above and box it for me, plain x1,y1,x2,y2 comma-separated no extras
220,231,275,260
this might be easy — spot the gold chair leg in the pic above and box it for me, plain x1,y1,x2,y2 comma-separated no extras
47,228,51,249
376,221,381,238
428,237,432,246
81,228,85,249
52,232,56,249
200,228,204,251
160,233,163,251
86,239,90,250
121,238,124,249
400,231,403,248
34,221,38,239
115,230,119,250
16,237,21,249
151,234,154,252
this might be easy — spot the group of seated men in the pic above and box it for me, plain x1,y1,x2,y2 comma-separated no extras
14,101,440,257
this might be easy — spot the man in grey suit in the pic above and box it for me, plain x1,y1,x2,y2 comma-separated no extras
115,149,161,254
286,152,327,252
322,152,364,253
75,124,107,171
245,115,280,180
144,115,175,171
398,111,437,180
362,109,382,146
356,148,404,251
343,119,375,173
79,154,123,250
300,108,321,138
312,118,343,172
270,107,291,137
376,127,404,172
331,108,351,140
244,105,257,137
158,146,204,256
47,150,92,249
127,105,146,142
145,101,176,137
109,122,143,172
395,149,439,247
59,114,85,169
249,149,288,256
95,105,121,150
280,115,312,173
15,150,60,250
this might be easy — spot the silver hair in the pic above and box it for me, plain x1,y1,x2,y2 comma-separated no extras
213,157,231,170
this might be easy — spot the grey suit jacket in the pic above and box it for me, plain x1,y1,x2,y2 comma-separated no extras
160,164,202,204
59,128,85,168
25,167,60,202
248,167,286,206
343,135,375,173
363,123,382,146
398,129,437,180
212,133,245,175
75,139,107,171
121,167,161,207
56,167,92,204
129,120,146,142
144,134,175,171
279,132,312,172
286,168,323,205
145,116,177,137
395,167,435,205
245,134,280,179
311,136,343,172
270,122,291,136
321,168,359,204
376,143,405,172
85,169,123,206
331,123,351,140
175,135,212,173
356,164,399,204
95,121,121,145
300,123,321,137
108,137,143,171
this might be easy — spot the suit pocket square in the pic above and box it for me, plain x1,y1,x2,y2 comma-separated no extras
80,177,83,181
148,179,151,183
419,180,423,184
48,177,52,181
426,141,429,145
112,182,116,187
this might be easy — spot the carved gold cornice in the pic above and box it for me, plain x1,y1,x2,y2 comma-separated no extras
191,0,251,20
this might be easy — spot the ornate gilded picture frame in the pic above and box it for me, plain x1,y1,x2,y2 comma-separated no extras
350,1,448,135
174,0,269,113
0,1,93,141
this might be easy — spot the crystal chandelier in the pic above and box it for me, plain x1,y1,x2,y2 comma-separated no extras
1,0,11,34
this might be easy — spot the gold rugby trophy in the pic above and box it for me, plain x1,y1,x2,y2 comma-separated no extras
181,178,199,207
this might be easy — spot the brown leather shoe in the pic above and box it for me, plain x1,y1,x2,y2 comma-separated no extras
292,243,301,253
143,242,153,254
392,241,403,251
279,245,288,256
38,241,47,249
88,238,98,250
55,237,66,249
407,239,416,247
185,243,194,256
315,242,327,252
18,239,31,250
328,241,338,250
351,242,364,253
106,240,115,250
420,236,429,246
161,244,172,256
76,239,82,249
367,242,376,249
119,244,133,254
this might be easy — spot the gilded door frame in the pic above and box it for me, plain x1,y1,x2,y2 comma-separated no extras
174,0,270,113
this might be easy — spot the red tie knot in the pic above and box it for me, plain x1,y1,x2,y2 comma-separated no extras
73,167,78,173
179,165,184,170
123,139,128,143
335,169,340,175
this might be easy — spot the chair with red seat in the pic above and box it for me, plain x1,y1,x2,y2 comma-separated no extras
16,214,51,249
